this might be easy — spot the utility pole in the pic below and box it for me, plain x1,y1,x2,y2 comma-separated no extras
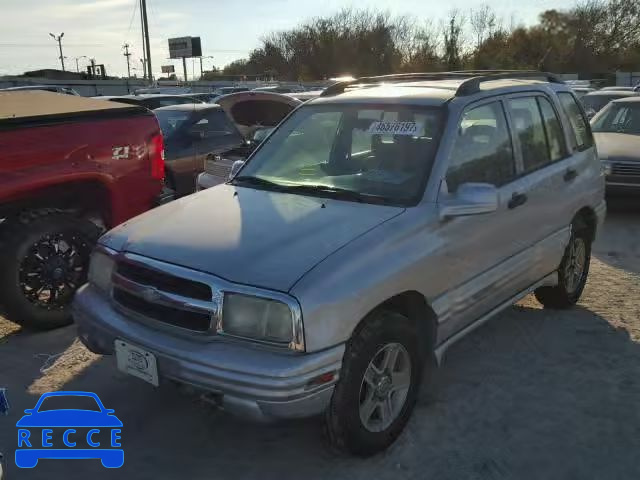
140,0,152,81
74,55,88,73
139,0,147,79
182,57,188,83
123,44,132,78
49,32,65,71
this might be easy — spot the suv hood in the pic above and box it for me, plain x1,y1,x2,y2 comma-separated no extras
594,132,640,162
100,184,404,292
216,91,300,139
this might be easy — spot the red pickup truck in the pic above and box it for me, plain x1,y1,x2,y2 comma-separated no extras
0,91,169,329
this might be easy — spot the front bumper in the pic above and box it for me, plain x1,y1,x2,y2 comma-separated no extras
73,285,343,422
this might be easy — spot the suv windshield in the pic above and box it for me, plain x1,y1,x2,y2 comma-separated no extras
234,104,443,205
592,102,640,135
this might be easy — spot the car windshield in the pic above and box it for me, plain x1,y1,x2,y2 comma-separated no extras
154,110,192,138
592,103,640,135
582,94,629,113
37,395,101,412
234,104,444,206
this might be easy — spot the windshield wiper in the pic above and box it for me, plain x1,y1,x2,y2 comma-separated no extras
281,184,391,204
231,176,287,190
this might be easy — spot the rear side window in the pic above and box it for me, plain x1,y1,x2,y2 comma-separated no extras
558,92,593,151
507,97,549,173
446,101,515,191
537,97,566,163
192,111,237,136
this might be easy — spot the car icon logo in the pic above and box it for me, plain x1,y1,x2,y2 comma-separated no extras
15,391,124,469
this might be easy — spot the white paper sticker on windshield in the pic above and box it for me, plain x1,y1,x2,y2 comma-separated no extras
368,121,423,136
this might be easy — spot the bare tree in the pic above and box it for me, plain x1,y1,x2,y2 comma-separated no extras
470,4,497,50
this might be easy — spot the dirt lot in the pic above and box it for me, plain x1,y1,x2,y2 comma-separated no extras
1,203,640,480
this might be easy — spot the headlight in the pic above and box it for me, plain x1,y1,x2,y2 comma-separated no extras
601,160,612,176
221,293,294,344
88,250,115,293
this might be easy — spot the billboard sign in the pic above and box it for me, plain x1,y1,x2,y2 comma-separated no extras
168,37,202,59
161,65,175,73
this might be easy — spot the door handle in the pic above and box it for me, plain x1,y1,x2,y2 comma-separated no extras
508,192,528,209
564,168,578,182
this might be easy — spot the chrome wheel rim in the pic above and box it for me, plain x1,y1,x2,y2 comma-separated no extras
564,236,586,294
359,343,412,433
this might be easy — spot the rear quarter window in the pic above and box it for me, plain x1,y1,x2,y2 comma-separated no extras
558,92,594,151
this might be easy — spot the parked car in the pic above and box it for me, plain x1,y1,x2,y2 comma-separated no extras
600,86,635,91
253,85,306,93
2,85,80,95
571,87,595,98
95,94,205,110
196,92,301,190
0,90,168,329
154,103,245,196
176,92,220,103
287,90,324,102
592,96,640,195
581,90,639,118
74,71,605,456
216,86,250,95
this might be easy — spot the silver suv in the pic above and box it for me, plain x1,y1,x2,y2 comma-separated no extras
74,71,606,456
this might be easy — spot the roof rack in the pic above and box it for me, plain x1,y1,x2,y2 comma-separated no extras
320,70,564,97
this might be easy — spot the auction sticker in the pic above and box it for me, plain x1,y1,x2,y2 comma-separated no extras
368,121,423,136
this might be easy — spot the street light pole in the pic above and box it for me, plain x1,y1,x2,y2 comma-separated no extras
49,32,65,71
74,55,88,73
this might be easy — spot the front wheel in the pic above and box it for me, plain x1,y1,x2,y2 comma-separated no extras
0,212,98,329
535,225,591,309
325,310,425,456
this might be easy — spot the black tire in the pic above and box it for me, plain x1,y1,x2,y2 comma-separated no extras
325,309,426,456
0,211,99,330
534,224,592,309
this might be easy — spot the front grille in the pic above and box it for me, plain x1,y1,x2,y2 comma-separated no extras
205,159,233,178
611,162,640,176
117,262,211,301
113,288,211,332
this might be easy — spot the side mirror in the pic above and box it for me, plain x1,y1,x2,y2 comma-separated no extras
229,160,245,180
439,182,498,219
24,409,34,415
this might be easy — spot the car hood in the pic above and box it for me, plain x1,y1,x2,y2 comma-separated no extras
100,184,404,292
594,132,640,162
216,91,300,139
16,410,123,427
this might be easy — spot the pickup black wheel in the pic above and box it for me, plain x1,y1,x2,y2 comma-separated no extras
0,211,99,329
325,309,424,456
534,224,591,309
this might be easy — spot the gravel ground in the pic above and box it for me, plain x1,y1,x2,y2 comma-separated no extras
1,204,640,480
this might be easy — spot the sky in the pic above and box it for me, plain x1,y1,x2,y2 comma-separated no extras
1,0,572,79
